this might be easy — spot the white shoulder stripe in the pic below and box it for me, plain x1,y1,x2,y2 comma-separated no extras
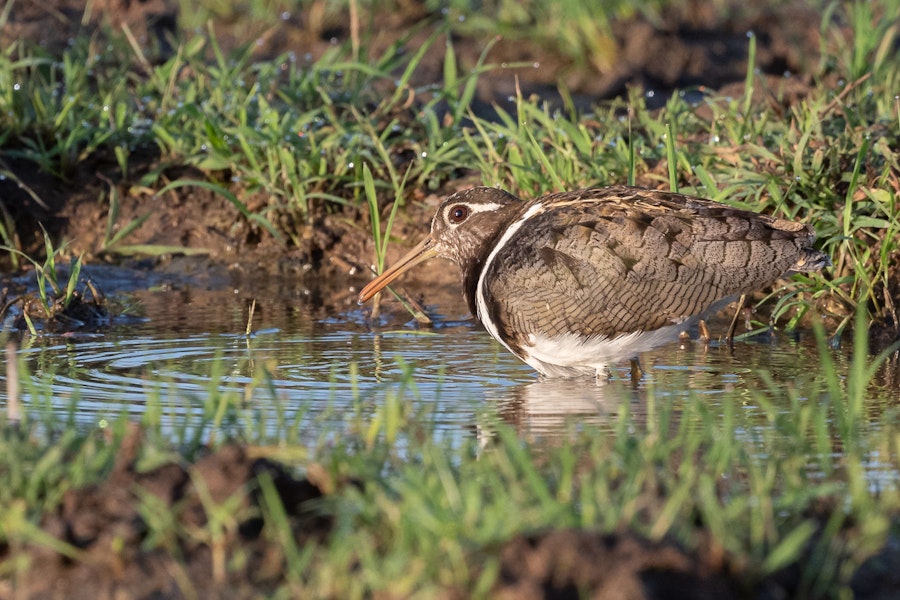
475,202,545,356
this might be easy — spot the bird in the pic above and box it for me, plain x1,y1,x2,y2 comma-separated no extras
357,185,830,379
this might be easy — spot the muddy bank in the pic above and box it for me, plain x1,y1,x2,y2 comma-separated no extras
2,428,897,599
3,0,826,106
0,427,331,599
0,0,831,275
2,0,897,342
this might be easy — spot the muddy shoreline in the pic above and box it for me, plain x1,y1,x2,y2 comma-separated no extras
2,0,830,283
3,425,897,600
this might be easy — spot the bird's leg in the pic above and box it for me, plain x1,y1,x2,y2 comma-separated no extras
697,320,710,343
725,294,747,349
629,357,644,386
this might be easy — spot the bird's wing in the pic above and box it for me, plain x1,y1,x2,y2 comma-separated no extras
482,188,812,340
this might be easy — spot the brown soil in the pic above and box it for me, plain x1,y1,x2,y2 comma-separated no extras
3,427,898,599
0,426,333,599
2,0,856,331
493,529,740,600
1,0,832,286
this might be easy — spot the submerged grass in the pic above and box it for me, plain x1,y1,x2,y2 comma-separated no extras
1,312,898,596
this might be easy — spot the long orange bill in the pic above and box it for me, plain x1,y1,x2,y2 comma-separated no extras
357,236,438,304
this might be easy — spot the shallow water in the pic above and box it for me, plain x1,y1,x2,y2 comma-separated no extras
2,266,899,485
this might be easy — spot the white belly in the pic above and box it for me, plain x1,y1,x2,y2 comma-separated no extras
519,320,693,377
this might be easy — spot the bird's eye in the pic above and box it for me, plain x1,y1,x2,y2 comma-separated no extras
448,204,469,224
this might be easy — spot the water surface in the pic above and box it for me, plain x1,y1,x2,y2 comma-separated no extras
2,266,898,486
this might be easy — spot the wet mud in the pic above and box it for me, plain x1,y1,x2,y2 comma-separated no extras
1,427,331,599
3,427,898,599
1,0,831,280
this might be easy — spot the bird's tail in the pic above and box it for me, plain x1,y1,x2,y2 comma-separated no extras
789,247,831,274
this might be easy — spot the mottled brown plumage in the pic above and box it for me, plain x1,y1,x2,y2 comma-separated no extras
358,186,830,378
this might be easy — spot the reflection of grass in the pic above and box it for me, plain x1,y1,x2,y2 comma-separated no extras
1,310,898,596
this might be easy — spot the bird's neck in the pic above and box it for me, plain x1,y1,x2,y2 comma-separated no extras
461,257,484,317
456,201,532,318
